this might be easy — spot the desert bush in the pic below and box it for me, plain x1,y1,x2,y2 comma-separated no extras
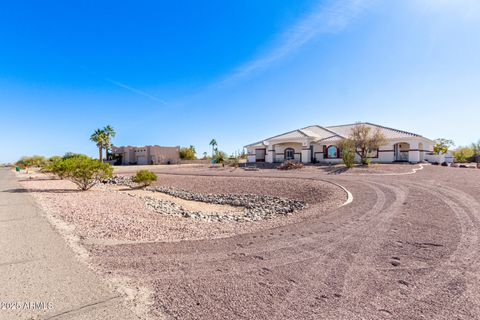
62,152,88,160
179,146,196,160
62,156,113,190
342,150,355,168
214,150,227,163
472,141,480,167
338,139,355,168
41,156,63,174
48,157,71,179
15,155,47,168
277,160,304,170
132,170,158,187
224,157,240,168
453,147,474,163
361,157,371,166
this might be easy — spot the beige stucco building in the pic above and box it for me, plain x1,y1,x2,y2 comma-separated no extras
111,145,180,165
245,122,434,164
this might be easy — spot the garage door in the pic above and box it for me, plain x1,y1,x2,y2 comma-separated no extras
137,156,148,165
255,149,266,162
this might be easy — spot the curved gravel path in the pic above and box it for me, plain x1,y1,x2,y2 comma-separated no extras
89,165,480,320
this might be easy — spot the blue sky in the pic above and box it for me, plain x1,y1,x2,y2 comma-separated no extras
1,0,479,162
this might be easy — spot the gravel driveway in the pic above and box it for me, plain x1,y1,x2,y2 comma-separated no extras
88,165,480,319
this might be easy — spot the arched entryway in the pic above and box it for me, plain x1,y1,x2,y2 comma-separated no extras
394,142,410,162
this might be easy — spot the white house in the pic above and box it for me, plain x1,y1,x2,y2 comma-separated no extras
245,122,434,164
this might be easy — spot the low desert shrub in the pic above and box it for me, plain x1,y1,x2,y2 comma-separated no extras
62,152,88,160
62,156,113,190
41,156,67,177
277,160,304,170
342,151,355,168
453,147,474,163
214,151,227,163
132,170,157,187
338,139,356,168
361,157,371,166
226,157,240,168
51,158,71,179
15,155,47,168
179,146,196,160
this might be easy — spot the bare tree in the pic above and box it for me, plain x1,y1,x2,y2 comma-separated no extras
342,123,387,165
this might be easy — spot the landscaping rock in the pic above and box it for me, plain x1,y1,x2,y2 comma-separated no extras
104,178,307,222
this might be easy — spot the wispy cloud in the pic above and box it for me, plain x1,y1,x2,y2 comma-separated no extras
104,78,167,105
215,0,373,86
74,64,167,105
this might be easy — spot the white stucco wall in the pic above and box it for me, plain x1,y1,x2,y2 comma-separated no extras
273,143,302,163
247,137,433,164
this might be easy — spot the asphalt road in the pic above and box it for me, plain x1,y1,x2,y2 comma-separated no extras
94,165,480,320
0,169,138,320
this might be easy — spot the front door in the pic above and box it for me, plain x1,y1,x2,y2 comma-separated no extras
394,143,409,161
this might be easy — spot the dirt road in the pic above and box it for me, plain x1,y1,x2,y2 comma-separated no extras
91,165,480,319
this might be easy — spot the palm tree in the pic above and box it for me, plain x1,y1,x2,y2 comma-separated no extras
209,139,217,157
103,125,116,158
90,125,116,162
202,152,207,159
90,129,107,162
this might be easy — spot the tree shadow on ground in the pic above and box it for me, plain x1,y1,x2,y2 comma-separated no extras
17,177,59,182
2,188,78,194
326,167,350,175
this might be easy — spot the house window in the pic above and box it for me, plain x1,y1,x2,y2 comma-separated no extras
285,148,295,160
367,148,378,158
327,146,339,159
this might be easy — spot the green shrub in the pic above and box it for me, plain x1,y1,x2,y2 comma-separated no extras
342,148,355,169
62,156,113,190
179,146,196,160
214,151,227,163
41,156,63,174
454,147,474,163
62,152,88,160
361,157,371,166
132,170,157,187
15,155,47,168
338,139,356,168
49,158,71,179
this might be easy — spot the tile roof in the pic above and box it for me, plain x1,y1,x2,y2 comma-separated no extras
325,122,424,140
299,125,340,140
245,122,431,147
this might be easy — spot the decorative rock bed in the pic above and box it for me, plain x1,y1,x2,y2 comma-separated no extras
102,176,307,222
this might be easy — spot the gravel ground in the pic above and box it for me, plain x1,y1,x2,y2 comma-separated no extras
113,163,422,176
88,165,480,320
150,175,336,204
18,174,344,243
